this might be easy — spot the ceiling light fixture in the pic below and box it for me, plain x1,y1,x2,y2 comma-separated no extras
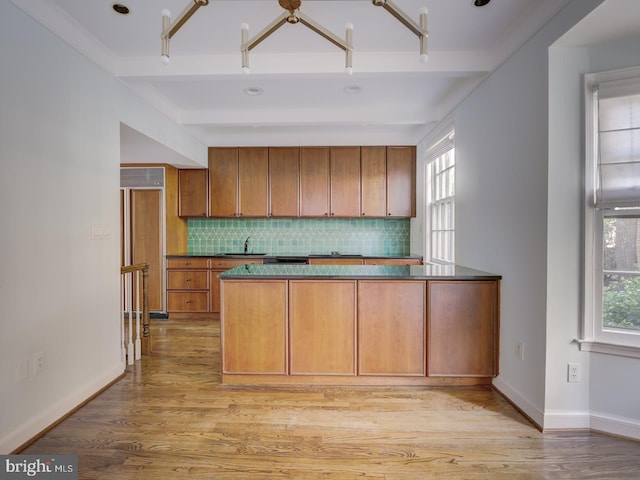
159,0,428,69
372,0,428,63
112,3,130,15
243,87,263,96
160,0,210,65
241,0,353,75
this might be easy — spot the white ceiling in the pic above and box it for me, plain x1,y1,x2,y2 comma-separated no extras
12,0,583,159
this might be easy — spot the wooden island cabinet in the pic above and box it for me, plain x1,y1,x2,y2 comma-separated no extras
358,281,425,376
221,280,288,374
289,280,356,375
219,264,501,386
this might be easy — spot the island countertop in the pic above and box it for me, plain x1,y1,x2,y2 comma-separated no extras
218,263,501,280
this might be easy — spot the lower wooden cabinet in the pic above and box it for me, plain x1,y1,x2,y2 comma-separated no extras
289,280,356,375
167,257,263,316
166,258,210,313
358,281,426,376
210,258,263,314
220,277,500,384
308,258,363,265
221,280,287,374
363,258,422,266
428,281,499,377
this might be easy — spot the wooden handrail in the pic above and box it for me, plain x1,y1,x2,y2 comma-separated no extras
120,263,151,355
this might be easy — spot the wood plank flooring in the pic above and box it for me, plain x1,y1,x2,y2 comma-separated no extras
20,318,640,479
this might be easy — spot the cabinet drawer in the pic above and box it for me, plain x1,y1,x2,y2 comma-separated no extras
210,258,263,268
308,258,363,265
167,270,209,290
364,258,422,266
167,291,209,312
167,258,209,269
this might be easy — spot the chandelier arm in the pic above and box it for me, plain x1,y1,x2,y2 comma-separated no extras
244,12,289,52
377,0,424,39
298,13,349,52
161,0,209,40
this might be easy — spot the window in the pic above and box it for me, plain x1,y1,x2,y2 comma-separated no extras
583,67,640,357
426,129,455,264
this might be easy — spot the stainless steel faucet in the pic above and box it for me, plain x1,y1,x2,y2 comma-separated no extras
243,236,251,254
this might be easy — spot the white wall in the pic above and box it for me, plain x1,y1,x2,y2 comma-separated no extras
0,1,205,453
575,38,640,434
447,0,640,438
449,0,605,427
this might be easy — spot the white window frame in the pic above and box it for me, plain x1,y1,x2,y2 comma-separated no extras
425,127,455,264
582,66,640,358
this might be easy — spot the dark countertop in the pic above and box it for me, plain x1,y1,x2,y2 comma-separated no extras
218,264,501,280
167,253,424,260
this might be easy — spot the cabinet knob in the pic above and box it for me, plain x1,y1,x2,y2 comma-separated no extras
362,212,366,216
185,300,191,304
185,278,191,282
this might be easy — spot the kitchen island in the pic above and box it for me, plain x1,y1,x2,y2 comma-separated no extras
219,264,501,386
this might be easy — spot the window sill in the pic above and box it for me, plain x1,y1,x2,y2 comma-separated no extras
577,340,640,359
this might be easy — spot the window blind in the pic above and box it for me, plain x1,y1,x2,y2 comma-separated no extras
596,77,640,209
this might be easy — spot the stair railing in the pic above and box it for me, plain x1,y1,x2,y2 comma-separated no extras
120,263,151,364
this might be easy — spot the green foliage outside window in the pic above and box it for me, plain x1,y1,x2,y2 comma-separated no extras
603,276,640,331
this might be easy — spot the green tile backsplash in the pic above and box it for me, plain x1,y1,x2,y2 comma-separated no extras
188,218,410,256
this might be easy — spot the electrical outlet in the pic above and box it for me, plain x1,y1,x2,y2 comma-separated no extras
568,363,580,382
33,351,45,375
16,359,29,382
516,341,524,361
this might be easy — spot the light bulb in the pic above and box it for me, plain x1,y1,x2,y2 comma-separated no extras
161,54,170,65
242,66,250,75
420,53,428,63
345,66,353,76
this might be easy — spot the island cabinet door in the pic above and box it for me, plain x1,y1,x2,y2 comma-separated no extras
221,280,288,374
427,280,499,377
358,281,426,376
289,281,357,375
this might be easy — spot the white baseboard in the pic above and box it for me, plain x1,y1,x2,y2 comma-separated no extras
0,364,124,454
590,411,640,441
494,378,640,441
492,376,545,428
542,410,591,430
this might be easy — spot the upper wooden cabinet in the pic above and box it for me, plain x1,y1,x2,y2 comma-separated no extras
269,147,299,217
209,147,238,217
360,146,387,217
238,147,269,217
386,146,416,217
202,145,415,218
178,169,208,217
330,147,361,217
299,147,330,217
209,147,268,217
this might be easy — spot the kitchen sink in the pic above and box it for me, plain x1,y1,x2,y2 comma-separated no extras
222,252,267,256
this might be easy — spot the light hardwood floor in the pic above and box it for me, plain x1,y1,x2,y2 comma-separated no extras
21,318,640,479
